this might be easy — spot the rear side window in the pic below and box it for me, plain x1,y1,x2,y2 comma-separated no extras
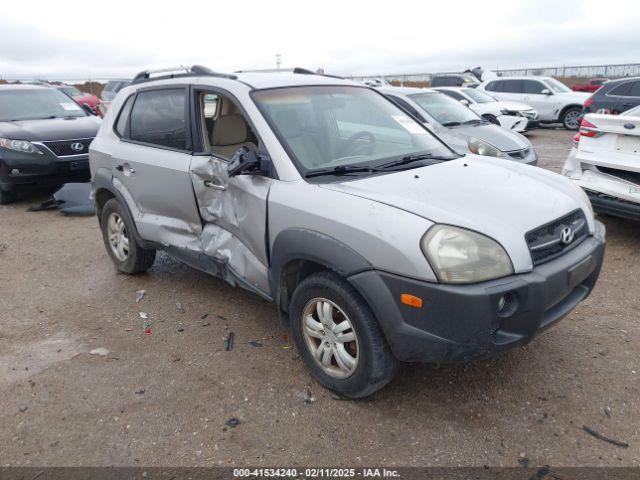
485,81,501,92
630,81,640,97
608,82,631,96
115,95,135,138
129,89,187,150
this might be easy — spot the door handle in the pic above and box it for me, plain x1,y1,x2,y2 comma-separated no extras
204,180,226,191
115,165,124,171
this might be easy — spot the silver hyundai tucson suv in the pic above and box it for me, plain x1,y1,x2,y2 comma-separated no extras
89,66,606,398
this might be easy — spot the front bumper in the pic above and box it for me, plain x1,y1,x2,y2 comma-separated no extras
349,221,605,363
0,151,89,191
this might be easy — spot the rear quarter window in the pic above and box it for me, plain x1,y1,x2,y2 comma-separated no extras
129,88,187,150
608,82,632,97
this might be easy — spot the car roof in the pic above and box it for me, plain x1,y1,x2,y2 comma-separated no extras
604,76,640,85
0,84,54,91
377,86,437,96
486,76,553,81
235,72,361,89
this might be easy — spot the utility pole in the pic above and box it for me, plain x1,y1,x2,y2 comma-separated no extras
276,54,282,71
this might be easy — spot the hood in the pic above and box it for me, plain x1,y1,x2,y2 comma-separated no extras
319,156,592,272
495,101,535,112
0,115,101,141
439,122,530,152
559,91,590,102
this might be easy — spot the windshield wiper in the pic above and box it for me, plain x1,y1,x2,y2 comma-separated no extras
462,119,486,125
378,153,458,170
441,121,462,127
304,165,380,178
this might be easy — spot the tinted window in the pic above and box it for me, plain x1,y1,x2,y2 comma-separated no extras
485,81,501,92
608,82,632,96
115,94,136,138
431,76,461,87
129,89,187,150
522,80,545,94
501,80,522,93
629,81,640,97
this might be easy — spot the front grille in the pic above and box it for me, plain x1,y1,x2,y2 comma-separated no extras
526,209,588,265
597,166,640,186
507,148,530,160
43,138,93,157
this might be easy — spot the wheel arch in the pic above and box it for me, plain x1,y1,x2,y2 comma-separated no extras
559,103,583,120
269,228,373,328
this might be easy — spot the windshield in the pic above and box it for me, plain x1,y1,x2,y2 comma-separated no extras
62,86,83,97
0,89,86,121
544,78,571,93
253,86,453,174
408,92,480,125
462,88,495,104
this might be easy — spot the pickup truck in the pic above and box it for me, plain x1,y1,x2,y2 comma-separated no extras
571,78,609,93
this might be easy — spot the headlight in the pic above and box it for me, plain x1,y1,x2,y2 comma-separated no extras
422,225,514,284
467,137,507,158
0,138,43,155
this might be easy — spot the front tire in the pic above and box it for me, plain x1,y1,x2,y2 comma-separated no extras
289,271,399,398
100,198,156,274
561,107,582,130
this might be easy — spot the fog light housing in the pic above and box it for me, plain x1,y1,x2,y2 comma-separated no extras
497,292,517,317
11,168,20,175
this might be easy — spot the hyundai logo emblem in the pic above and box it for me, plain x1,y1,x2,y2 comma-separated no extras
624,123,636,130
70,142,84,152
560,227,574,245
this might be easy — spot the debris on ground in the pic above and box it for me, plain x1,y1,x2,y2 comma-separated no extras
139,312,148,319
225,417,241,428
89,348,110,356
296,389,316,405
248,341,263,347
200,313,209,320
18,405,28,412
517,456,530,467
226,332,235,351
176,302,185,313
27,182,95,216
135,290,146,303
583,425,629,448
135,389,146,395
177,327,185,333
604,406,612,418
330,393,348,401
201,321,211,327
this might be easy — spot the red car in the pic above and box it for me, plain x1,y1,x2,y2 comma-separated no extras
54,85,103,117
571,78,609,93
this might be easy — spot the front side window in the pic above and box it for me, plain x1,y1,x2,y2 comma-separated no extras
501,80,522,93
62,87,83,97
544,78,571,93
408,92,480,126
629,81,640,97
0,88,87,121
462,88,495,103
439,90,465,101
129,89,187,150
253,86,452,175
522,80,546,94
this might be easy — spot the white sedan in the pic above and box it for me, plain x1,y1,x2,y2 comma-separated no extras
434,86,538,133
563,105,640,220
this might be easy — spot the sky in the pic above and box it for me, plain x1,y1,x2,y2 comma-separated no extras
0,0,638,80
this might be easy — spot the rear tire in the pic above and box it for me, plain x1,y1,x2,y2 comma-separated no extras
482,113,500,125
561,107,582,130
289,270,399,399
100,198,156,274
0,187,17,205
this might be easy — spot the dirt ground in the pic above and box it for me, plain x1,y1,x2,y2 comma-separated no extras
1,128,639,467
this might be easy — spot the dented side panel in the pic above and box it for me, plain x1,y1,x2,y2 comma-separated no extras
190,154,272,294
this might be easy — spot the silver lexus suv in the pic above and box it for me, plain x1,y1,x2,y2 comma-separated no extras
90,66,606,398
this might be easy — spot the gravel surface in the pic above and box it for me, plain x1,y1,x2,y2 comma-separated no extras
1,128,639,467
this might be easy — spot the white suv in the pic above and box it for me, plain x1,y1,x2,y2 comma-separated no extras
478,76,589,130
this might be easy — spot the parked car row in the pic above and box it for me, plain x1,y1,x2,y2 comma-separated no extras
84,65,603,398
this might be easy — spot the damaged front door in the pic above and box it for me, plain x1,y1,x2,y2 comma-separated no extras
190,152,273,296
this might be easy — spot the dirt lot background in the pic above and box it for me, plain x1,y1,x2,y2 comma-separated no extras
0,129,639,467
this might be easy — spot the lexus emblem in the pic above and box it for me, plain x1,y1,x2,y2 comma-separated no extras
560,227,574,245
70,142,84,152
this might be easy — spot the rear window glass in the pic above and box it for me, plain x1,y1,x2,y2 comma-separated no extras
608,83,631,96
129,89,187,150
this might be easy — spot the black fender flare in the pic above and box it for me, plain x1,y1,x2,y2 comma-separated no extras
268,228,373,308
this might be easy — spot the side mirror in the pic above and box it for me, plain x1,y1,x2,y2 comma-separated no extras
459,99,470,106
228,147,269,177
540,89,552,95
81,103,96,115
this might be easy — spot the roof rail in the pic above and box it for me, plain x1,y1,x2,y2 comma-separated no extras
131,65,237,84
292,67,344,80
